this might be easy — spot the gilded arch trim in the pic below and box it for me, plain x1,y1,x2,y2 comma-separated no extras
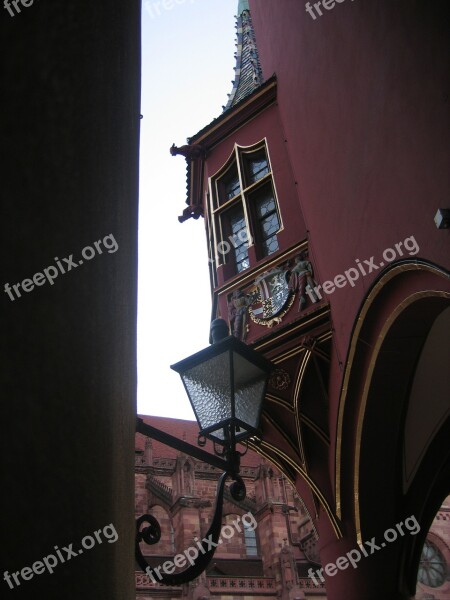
249,439,343,538
353,289,450,544
334,261,450,530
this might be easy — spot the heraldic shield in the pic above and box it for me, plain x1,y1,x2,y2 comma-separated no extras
249,267,294,326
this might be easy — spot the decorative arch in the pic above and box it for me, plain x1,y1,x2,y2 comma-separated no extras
335,260,450,554
252,325,342,539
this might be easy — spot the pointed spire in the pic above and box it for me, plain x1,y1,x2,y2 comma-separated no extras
223,1,264,112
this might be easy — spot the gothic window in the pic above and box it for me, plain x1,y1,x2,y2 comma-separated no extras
210,141,281,276
244,523,258,556
417,539,447,588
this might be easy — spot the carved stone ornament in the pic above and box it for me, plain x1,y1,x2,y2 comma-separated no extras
269,368,291,391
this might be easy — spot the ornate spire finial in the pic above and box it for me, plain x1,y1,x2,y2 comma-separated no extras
224,1,263,111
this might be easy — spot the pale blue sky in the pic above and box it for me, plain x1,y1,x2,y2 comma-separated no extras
138,0,238,419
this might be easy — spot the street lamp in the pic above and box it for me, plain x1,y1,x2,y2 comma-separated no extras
135,318,273,586
172,318,271,471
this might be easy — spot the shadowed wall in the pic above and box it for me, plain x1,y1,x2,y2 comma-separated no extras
1,2,141,598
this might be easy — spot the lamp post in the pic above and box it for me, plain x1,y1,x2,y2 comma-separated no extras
135,318,273,586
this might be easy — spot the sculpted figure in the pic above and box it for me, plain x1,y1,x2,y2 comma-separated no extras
288,253,318,310
228,289,250,341
170,143,206,160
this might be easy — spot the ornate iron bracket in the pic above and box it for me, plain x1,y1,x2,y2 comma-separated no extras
135,472,246,585
135,417,247,585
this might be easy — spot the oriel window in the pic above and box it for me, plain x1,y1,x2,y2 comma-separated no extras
210,141,281,276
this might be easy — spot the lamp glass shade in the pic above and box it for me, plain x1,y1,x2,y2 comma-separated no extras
171,337,272,444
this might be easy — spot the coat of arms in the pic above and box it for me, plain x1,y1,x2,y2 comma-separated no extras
227,251,319,338
248,267,295,327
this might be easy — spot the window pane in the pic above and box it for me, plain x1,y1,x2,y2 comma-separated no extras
221,167,241,202
244,525,258,557
261,213,279,237
246,150,269,185
227,206,249,273
235,244,248,264
253,185,280,257
225,177,240,200
262,234,279,256
230,211,246,233
256,195,276,217
417,540,447,588
236,257,250,272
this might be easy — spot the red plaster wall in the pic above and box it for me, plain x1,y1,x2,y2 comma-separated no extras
249,0,450,361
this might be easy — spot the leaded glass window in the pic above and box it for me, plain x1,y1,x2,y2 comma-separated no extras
211,141,281,276
245,150,269,185
219,167,241,204
254,185,280,256
417,540,447,588
229,207,250,272
224,174,240,201
244,523,258,556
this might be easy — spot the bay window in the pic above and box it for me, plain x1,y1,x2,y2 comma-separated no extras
210,140,281,276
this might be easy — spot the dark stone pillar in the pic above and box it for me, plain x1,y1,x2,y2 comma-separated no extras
1,2,141,598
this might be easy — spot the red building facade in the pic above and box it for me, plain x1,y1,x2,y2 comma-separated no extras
135,418,450,599
135,416,326,599
168,2,450,599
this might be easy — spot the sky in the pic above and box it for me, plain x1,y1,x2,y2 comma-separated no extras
138,0,238,420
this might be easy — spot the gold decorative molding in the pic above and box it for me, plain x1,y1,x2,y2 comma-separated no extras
334,261,450,533
216,240,308,296
254,308,331,353
253,440,342,539
293,349,311,467
261,411,303,466
265,392,294,413
353,289,450,544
